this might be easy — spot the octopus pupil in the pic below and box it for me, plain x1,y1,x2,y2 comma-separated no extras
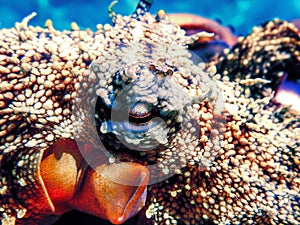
129,113,153,125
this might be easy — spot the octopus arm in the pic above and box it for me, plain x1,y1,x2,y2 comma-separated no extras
215,19,300,99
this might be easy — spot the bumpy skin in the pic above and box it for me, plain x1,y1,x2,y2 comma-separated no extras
0,1,300,225
135,20,300,225
215,20,300,99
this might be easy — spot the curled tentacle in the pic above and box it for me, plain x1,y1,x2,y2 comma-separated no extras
170,14,238,46
169,14,237,62
108,1,118,24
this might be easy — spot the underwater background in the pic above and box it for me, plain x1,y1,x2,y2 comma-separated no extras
0,0,300,35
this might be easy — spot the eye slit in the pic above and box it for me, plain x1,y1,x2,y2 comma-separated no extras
129,102,153,125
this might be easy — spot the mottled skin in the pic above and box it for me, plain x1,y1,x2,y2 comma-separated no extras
0,1,300,225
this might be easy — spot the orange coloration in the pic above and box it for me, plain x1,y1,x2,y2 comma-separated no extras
40,140,149,224
40,139,82,214
169,13,238,46
68,163,149,224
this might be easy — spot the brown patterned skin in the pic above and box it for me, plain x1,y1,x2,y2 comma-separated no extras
0,13,87,224
135,19,300,225
137,19,300,225
0,1,300,225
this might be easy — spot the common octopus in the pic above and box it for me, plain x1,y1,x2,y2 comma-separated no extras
0,0,299,225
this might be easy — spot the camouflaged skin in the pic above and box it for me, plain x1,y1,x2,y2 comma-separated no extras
0,1,300,225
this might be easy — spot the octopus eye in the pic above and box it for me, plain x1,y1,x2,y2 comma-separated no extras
124,101,160,134
129,102,153,125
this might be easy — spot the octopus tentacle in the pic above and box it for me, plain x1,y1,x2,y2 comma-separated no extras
214,19,300,99
108,1,118,24
169,13,238,47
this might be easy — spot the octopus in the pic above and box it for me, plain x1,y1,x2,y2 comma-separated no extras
0,0,299,225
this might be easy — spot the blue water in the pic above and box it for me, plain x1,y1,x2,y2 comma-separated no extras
0,0,300,35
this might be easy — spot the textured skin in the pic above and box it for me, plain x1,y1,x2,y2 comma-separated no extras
0,14,87,225
0,2,300,225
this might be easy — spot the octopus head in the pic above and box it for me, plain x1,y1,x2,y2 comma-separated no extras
73,42,226,184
